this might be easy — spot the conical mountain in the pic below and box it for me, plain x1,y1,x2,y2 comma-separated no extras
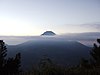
41,31,56,36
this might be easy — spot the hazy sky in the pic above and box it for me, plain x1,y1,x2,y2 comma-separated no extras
0,0,100,35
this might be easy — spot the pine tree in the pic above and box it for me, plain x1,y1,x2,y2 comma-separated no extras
0,40,21,75
5,57,14,75
5,53,21,75
38,56,54,75
90,39,100,67
13,53,21,74
0,40,7,74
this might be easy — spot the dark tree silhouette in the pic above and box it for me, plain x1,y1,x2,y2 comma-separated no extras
79,58,91,69
0,40,7,74
5,53,21,75
5,57,14,75
0,40,21,75
90,39,100,67
13,53,21,74
39,55,53,69
38,56,55,75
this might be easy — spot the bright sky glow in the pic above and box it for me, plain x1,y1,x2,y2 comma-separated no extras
0,0,100,35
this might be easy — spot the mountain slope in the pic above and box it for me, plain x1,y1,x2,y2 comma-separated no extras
7,39,91,69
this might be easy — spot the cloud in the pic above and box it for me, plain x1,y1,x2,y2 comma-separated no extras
81,23,100,31
59,23,100,33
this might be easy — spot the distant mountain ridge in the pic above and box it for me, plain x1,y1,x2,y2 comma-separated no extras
7,38,91,70
1,32,100,46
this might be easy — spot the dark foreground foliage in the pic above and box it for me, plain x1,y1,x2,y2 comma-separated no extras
0,39,100,75
0,40,21,75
